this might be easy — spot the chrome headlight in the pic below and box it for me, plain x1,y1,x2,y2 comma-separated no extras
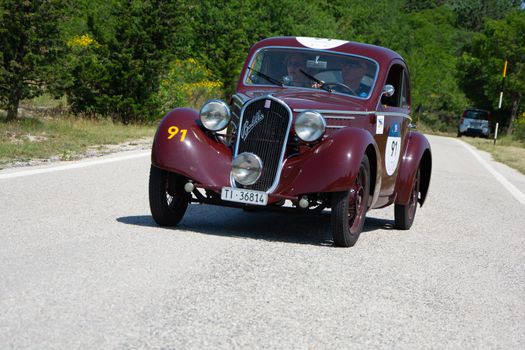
199,100,231,131
232,152,263,185
294,110,326,142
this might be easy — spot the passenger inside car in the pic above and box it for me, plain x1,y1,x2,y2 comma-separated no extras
283,53,311,87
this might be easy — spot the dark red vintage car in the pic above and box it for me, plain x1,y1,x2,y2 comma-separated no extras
149,37,432,247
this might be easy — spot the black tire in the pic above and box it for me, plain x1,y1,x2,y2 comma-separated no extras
331,155,370,247
394,168,420,230
149,165,189,227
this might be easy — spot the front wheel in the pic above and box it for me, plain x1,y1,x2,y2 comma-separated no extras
149,165,189,226
394,168,420,230
331,155,370,247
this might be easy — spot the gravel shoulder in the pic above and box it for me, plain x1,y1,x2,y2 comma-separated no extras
3,137,153,169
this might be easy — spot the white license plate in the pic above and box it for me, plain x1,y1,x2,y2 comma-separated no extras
221,187,268,206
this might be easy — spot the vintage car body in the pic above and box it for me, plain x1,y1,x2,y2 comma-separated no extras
149,37,432,247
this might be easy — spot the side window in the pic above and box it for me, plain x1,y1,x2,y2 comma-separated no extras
400,70,410,109
381,64,403,107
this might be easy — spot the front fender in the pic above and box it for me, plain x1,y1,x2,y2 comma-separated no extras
395,131,432,206
275,128,380,197
151,108,232,189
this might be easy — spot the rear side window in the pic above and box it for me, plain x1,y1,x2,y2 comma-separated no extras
465,110,489,120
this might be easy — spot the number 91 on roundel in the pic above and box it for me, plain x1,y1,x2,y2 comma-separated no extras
148,36,432,248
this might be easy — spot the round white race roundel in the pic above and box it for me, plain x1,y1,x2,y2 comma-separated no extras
296,37,348,49
385,122,401,176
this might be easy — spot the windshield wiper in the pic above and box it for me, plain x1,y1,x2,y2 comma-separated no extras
248,66,283,87
299,69,332,93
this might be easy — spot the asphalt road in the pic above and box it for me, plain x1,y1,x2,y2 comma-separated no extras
1,135,524,349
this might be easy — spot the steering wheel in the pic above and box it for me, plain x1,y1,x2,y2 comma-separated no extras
324,83,356,95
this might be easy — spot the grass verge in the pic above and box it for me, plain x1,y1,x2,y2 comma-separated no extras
0,116,155,169
461,135,525,175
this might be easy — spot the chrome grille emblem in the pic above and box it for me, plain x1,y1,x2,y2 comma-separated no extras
241,110,264,141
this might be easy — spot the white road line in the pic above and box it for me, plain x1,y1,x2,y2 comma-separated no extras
0,151,150,180
458,140,525,205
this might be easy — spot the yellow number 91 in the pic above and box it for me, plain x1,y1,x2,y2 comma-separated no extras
167,126,187,142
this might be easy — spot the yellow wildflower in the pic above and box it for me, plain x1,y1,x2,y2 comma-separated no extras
67,34,99,48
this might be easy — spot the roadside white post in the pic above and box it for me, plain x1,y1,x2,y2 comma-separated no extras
498,60,507,110
494,122,499,145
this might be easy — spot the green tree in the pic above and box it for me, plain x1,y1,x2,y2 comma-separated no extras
98,0,167,121
0,0,67,121
459,10,525,135
405,0,444,12
62,0,202,122
333,0,407,46
64,0,180,122
335,2,468,128
190,0,339,95
448,0,522,31
403,7,469,126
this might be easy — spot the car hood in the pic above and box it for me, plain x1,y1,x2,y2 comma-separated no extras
242,89,369,113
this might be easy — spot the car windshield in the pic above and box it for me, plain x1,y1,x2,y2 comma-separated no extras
464,110,489,120
244,48,378,99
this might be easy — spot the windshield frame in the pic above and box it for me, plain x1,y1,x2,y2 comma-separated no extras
242,46,380,100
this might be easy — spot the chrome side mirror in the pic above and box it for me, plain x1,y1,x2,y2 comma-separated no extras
382,84,395,97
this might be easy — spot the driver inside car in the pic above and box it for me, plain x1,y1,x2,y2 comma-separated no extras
340,60,370,97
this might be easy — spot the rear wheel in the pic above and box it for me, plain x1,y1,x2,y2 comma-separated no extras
331,155,370,247
394,168,420,230
149,165,189,226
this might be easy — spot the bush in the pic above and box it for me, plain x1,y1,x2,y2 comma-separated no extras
63,31,164,123
63,34,104,117
513,112,525,142
158,58,223,113
415,110,457,133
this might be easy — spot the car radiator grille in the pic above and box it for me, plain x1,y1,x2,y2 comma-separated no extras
235,97,291,192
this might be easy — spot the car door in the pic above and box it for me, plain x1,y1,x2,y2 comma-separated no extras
375,62,411,200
